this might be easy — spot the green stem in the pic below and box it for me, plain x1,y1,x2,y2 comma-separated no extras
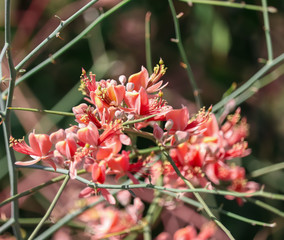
33,173,141,240
145,11,153,73
250,162,284,178
164,191,275,227
0,218,15,234
168,0,202,109
15,0,99,71
2,0,132,96
0,169,86,208
27,174,70,240
246,198,284,218
7,107,74,117
143,176,163,240
261,0,273,63
122,114,157,126
124,127,155,142
2,0,22,238
212,52,284,112
0,218,85,229
18,165,284,201
0,43,8,110
179,0,277,13
233,63,284,107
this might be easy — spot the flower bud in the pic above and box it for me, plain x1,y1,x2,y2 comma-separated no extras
127,114,135,120
153,123,164,141
115,110,124,119
165,119,174,131
174,131,189,144
126,82,134,91
110,79,117,86
119,75,127,85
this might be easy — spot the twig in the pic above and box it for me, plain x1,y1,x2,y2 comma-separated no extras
2,0,22,238
145,12,153,73
15,0,100,71
212,52,284,113
164,191,276,227
0,169,86,208
27,174,70,240
7,107,74,117
261,0,273,63
246,198,284,218
168,0,202,109
233,63,284,107
17,165,284,201
2,0,132,96
179,0,277,13
0,218,14,234
250,161,284,178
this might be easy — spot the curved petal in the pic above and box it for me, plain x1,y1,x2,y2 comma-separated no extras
128,66,148,91
15,157,42,166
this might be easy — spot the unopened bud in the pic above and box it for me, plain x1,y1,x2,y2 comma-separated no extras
119,75,127,85
110,79,117,86
153,123,164,141
165,119,174,131
127,114,135,120
115,110,124,119
174,131,189,144
126,82,134,91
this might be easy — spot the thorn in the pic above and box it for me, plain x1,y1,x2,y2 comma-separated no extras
56,32,64,40
176,12,184,19
170,38,179,43
258,58,267,64
180,62,187,69
268,6,277,13
49,54,56,64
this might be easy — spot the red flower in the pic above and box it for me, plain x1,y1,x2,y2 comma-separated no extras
10,131,55,170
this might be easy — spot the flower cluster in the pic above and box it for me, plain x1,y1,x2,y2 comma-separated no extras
76,191,144,240
11,61,257,206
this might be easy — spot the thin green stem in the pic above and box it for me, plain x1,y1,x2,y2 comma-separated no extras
250,162,284,178
16,165,277,229
18,165,284,201
233,63,284,107
124,127,155,142
2,0,22,238
0,43,8,111
145,11,153,73
33,174,140,240
168,0,202,109
15,0,99,71
246,198,284,218
164,191,275,227
179,0,277,13
122,114,157,126
143,176,163,240
2,0,132,96
0,218,85,229
261,0,273,63
0,169,86,208
7,107,74,117
27,174,70,240
212,52,284,113
0,218,15,234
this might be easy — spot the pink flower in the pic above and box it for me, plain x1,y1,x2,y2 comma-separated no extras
10,131,55,170
173,222,216,240
128,61,167,93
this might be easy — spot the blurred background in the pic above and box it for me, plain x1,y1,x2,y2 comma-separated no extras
0,0,284,239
